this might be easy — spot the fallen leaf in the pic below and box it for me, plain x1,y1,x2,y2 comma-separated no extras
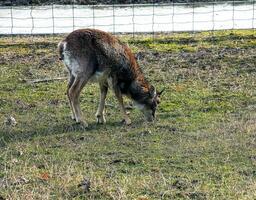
40,172,50,181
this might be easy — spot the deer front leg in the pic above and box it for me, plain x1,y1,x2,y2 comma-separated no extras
95,83,108,124
114,87,131,125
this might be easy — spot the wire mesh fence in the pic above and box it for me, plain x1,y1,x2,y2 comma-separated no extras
0,0,255,35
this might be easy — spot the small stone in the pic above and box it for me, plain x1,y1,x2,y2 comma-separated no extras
78,178,91,193
4,116,17,126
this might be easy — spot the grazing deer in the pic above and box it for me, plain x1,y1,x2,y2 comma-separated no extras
58,29,163,127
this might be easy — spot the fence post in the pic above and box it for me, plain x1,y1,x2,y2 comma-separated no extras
253,0,255,31
72,0,75,31
132,0,135,39
112,3,115,34
92,4,95,29
10,1,13,39
152,0,155,41
171,0,175,32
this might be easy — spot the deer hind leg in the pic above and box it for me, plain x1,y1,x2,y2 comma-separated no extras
67,74,76,120
68,75,90,127
113,86,131,125
95,82,108,124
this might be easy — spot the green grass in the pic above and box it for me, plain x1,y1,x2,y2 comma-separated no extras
0,30,256,199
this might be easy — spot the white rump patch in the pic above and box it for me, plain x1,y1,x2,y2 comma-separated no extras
60,41,81,77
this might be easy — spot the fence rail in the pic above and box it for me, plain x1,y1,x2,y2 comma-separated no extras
0,0,255,35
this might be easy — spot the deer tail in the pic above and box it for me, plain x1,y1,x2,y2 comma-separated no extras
57,41,65,61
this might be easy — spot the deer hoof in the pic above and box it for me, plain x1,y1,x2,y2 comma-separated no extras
96,115,106,124
76,120,88,128
122,118,131,125
71,114,76,121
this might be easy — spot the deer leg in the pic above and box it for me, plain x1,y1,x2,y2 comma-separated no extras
114,87,131,125
67,75,76,120
68,75,89,127
95,83,108,124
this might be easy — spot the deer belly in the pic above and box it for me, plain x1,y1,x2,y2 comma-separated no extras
90,71,111,85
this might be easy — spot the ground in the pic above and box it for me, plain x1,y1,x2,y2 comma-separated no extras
0,30,256,199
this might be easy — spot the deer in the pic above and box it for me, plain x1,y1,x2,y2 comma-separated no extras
58,29,163,127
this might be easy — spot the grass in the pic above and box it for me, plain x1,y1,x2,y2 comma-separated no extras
0,30,256,199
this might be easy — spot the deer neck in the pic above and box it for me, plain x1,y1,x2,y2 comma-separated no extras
128,78,152,105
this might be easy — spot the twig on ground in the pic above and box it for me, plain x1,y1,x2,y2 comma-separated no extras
105,103,116,108
25,77,67,84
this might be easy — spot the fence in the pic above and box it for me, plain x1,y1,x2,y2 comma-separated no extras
0,0,255,35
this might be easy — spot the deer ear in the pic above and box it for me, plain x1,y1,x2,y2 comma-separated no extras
157,88,165,96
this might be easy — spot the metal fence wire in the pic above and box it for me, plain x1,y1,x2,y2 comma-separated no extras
0,0,255,35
